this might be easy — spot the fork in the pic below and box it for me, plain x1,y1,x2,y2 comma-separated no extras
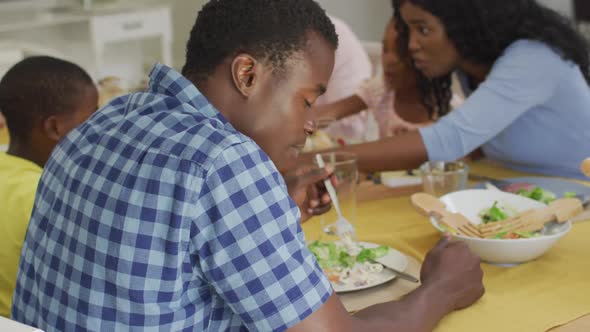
315,154,357,241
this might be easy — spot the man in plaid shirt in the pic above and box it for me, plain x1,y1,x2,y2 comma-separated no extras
12,0,484,331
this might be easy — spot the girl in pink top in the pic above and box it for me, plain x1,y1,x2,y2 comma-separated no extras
317,18,458,142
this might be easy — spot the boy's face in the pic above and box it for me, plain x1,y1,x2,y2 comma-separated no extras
233,33,335,171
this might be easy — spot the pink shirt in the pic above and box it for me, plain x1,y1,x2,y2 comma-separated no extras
355,74,417,140
317,16,372,142
350,74,462,142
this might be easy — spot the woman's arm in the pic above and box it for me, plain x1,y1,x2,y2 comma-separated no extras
331,130,429,173
323,41,566,173
314,95,367,121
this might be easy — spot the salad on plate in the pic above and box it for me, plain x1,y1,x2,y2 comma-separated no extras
308,240,390,289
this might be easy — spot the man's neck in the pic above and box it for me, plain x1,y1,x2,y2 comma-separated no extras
191,77,238,124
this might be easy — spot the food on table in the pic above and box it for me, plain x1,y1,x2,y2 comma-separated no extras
479,201,512,223
412,192,580,240
501,184,557,204
478,202,540,239
501,182,536,193
489,230,541,239
515,187,556,204
308,241,389,288
303,129,336,152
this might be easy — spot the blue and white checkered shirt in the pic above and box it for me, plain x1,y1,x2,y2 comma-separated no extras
12,64,332,331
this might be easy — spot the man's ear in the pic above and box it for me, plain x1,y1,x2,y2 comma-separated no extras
231,54,258,97
41,115,64,142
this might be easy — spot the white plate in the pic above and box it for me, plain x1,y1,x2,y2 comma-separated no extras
331,242,409,293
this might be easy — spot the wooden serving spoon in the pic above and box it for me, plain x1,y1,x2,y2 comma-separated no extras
478,198,583,237
410,193,482,238
411,193,584,238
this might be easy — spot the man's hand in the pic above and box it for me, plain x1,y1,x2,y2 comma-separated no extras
0,112,5,129
283,165,333,223
420,235,485,310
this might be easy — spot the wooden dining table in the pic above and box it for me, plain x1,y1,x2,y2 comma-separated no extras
302,160,590,332
2,126,589,330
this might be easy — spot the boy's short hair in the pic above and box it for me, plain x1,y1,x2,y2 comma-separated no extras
0,56,94,142
182,0,338,83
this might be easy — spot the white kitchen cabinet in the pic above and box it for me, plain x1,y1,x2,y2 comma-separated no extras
0,1,173,82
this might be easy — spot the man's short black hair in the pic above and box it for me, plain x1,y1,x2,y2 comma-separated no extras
182,0,338,82
0,56,94,143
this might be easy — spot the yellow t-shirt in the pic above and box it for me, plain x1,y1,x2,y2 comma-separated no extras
0,152,41,317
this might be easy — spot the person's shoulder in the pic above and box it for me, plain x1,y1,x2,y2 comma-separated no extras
0,155,41,207
502,39,568,65
490,39,573,81
87,91,253,171
157,106,254,170
0,153,42,182
206,136,278,182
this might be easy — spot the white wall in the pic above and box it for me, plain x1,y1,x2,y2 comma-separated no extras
170,0,391,68
171,0,206,68
537,0,573,17
170,0,575,69
315,0,392,41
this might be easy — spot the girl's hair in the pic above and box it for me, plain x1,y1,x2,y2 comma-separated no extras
393,0,590,114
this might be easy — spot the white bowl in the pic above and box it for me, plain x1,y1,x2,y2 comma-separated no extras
431,189,572,265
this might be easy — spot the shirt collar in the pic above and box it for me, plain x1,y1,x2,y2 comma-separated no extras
148,63,222,120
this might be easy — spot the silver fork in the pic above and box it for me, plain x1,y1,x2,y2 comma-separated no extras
315,154,357,241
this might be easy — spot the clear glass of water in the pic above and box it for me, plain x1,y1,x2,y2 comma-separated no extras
314,152,359,241
419,161,469,197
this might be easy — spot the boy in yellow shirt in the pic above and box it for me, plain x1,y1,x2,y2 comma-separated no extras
0,56,98,317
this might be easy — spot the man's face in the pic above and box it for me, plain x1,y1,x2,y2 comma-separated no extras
235,33,335,171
